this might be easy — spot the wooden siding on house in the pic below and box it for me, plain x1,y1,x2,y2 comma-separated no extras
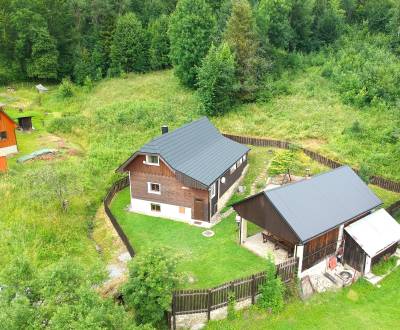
127,155,210,221
219,155,248,197
0,111,17,150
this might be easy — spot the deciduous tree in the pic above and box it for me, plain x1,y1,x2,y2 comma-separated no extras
169,0,216,87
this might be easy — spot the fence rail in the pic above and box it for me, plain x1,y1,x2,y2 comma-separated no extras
170,257,298,327
223,133,400,193
103,176,134,257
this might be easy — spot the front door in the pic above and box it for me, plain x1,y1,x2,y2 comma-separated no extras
193,199,205,221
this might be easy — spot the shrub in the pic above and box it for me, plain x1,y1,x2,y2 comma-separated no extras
123,248,178,326
227,291,236,321
58,78,74,98
269,150,297,177
372,256,398,275
258,254,284,313
197,42,237,116
358,163,372,184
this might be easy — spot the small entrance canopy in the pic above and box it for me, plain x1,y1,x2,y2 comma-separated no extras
345,209,400,257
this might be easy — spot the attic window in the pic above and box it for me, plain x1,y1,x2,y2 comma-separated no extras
145,155,159,166
148,182,161,195
0,131,7,141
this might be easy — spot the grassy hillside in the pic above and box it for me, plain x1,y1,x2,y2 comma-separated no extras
1,68,400,327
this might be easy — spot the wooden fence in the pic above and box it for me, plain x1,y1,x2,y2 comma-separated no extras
103,176,135,257
169,258,298,328
223,133,400,193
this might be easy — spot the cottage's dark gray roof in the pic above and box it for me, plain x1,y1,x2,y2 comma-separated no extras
122,117,249,187
264,166,382,242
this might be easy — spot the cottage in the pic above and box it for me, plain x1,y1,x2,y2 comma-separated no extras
233,166,400,277
118,117,249,224
0,107,18,157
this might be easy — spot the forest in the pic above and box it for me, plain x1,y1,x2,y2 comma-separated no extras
1,0,400,329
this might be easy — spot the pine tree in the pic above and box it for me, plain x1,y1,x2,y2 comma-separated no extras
148,15,171,70
169,0,216,87
224,0,261,101
197,43,237,116
110,12,147,75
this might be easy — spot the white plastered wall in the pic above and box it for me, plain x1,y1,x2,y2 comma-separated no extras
0,145,18,157
130,198,192,222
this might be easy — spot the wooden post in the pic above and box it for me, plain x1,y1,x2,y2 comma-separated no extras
207,289,212,321
172,293,176,330
251,275,256,304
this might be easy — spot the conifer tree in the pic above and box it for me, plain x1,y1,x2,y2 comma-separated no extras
224,0,261,101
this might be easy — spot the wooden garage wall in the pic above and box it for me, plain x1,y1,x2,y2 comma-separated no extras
302,227,339,271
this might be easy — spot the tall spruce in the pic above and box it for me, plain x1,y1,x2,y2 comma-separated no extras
169,0,216,87
289,0,314,52
110,13,147,75
197,43,237,116
224,0,261,102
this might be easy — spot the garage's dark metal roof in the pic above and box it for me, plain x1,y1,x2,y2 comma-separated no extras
120,117,249,187
264,166,382,242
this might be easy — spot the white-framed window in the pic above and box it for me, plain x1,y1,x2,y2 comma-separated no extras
144,154,159,166
151,203,161,212
242,154,247,162
230,164,237,174
148,182,161,194
237,158,243,167
210,183,216,199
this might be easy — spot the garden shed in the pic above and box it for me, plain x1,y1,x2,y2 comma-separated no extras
17,116,33,131
344,209,400,273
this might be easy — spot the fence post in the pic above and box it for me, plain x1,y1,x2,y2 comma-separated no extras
171,292,176,330
207,289,212,321
251,275,256,304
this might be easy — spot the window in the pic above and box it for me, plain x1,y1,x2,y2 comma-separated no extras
148,182,161,194
237,158,243,167
230,164,237,174
145,154,159,166
151,203,161,212
242,154,247,162
210,183,216,198
0,131,7,141
179,206,185,214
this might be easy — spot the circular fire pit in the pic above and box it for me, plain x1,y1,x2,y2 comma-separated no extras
339,271,353,284
202,230,215,238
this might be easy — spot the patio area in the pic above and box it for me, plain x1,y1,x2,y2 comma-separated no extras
242,232,291,264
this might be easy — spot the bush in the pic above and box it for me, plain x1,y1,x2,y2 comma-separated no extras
58,78,74,98
269,150,297,177
227,291,236,320
258,254,284,313
358,163,372,184
123,248,178,326
372,256,398,275
323,31,400,107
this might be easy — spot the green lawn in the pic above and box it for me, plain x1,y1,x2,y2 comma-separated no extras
207,268,400,330
111,188,266,289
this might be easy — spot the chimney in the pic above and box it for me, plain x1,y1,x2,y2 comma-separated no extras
161,125,168,135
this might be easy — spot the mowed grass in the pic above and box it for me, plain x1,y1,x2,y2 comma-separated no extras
207,268,400,330
111,188,266,289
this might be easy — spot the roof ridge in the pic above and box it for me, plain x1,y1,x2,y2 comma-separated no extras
144,116,209,144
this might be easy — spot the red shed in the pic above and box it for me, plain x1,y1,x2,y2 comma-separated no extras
0,106,18,157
